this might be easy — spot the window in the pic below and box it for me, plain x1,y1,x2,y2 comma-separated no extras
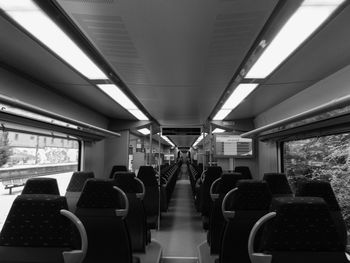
283,133,350,230
0,131,80,230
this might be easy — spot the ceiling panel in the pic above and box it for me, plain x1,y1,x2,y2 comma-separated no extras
0,14,134,120
57,0,279,125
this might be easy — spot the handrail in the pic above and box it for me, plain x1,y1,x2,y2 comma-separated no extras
241,94,350,138
0,94,120,138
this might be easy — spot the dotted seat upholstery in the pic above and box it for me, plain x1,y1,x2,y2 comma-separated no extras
75,179,133,263
219,180,272,263
22,178,60,195
295,181,348,246
259,197,347,263
109,165,128,179
137,166,159,229
234,166,253,179
114,172,148,252
263,173,293,197
200,166,222,217
66,171,94,192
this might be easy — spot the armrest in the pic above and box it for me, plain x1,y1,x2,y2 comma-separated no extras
210,178,221,201
135,177,145,200
113,186,129,219
248,212,276,263
60,209,88,263
221,188,238,221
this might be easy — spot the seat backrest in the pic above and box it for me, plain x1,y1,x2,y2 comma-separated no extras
0,194,74,247
234,166,253,179
66,171,95,192
137,166,159,220
295,180,347,246
259,197,346,263
114,173,147,252
76,179,132,263
263,173,293,197
22,177,60,195
200,166,222,216
220,180,272,263
109,165,128,178
208,172,250,254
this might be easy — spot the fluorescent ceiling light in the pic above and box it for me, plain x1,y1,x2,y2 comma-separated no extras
128,109,149,121
157,133,175,147
213,84,258,121
0,0,107,80
212,128,226,133
138,128,150,135
97,84,137,110
97,84,149,120
245,0,345,79
192,133,208,148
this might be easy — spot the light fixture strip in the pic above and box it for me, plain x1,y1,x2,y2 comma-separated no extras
138,128,150,135
245,0,345,79
0,0,107,80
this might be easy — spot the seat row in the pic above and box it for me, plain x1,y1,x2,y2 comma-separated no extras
0,168,166,263
197,167,350,263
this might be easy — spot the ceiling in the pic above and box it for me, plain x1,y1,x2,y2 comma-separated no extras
1,0,350,147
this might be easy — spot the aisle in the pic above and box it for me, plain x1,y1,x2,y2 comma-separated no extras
152,164,205,259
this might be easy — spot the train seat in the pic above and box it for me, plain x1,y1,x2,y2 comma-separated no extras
22,177,60,195
137,166,159,229
109,165,128,178
263,173,293,197
295,180,348,246
0,194,87,263
217,180,271,263
113,172,149,252
199,166,222,230
249,197,348,263
207,172,250,254
75,179,134,263
65,171,95,212
234,166,253,179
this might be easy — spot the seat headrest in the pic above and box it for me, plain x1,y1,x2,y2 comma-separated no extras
263,173,293,196
206,166,223,176
66,171,95,192
227,180,272,210
295,180,340,211
109,165,128,178
114,172,143,194
0,194,73,247
261,197,344,252
137,166,157,186
234,166,252,179
22,178,60,195
77,179,124,209
216,172,249,195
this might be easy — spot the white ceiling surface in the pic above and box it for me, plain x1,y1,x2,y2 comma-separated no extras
228,4,350,120
57,0,279,125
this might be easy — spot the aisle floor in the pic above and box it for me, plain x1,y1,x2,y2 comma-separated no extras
152,165,205,258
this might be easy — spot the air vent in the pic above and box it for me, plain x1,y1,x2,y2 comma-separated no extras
162,127,202,136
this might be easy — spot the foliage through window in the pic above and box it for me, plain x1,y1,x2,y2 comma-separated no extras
283,133,350,230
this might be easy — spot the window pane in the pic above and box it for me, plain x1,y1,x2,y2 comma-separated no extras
283,134,350,232
0,131,79,230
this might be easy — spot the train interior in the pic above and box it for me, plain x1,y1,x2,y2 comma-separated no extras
0,0,350,263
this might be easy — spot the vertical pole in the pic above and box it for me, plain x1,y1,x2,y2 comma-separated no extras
149,125,153,166
158,129,161,230
209,124,212,166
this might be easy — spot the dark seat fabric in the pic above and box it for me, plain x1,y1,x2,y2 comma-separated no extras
208,172,249,254
259,197,346,263
295,181,347,246
114,173,147,252
263,173,293,197
220,180,272,263
200,166,222,218
76,179,133,263
137,166,159,229
109,165,128,178
65,172,95,213
66,171,95,192
22,178,60,195
234,166,253,179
